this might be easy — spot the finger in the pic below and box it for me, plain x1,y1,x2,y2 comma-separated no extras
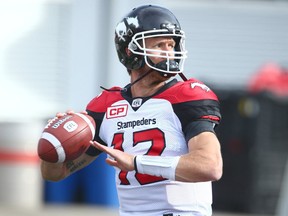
106,158,118,167
55,110,74,117
91,141,112,155
66,110,75,115
91,141,104,150
80,110,88,115
47,116,58,123
91,141,123,163
56,112,67,118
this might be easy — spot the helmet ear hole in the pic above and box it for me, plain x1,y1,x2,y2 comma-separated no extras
128,42,138,52
126,48,132,56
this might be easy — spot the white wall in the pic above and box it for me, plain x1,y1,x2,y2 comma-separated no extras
0,0,71,121
169,1,288,88
1,0,287,121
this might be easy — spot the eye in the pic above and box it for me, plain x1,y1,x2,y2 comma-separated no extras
169,42,175,48
150,43,162,49
155,43,161,48
155,42,174,49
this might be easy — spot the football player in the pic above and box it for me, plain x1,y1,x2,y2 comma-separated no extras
41,5,223,216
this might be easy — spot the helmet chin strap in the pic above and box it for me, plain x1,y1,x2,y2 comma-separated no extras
178,72,187,81
121,68,154,92
121,57,188,92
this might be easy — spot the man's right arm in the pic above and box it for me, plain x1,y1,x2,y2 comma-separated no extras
41,153,98,182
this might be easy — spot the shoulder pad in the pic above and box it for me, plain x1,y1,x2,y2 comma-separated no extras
174,78,219,102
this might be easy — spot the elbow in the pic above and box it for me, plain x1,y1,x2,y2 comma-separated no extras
40,161,67,182
208,158,223,181
41,172,64,182
209,165,222,181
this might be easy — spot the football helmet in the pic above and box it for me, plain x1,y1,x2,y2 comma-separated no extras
114,5,187,75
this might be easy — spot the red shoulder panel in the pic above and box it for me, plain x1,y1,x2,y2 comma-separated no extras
86,87,123,112
156,78,219,103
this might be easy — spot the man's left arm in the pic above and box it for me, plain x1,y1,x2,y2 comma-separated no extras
175,131,223,182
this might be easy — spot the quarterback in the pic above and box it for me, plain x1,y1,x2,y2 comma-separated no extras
41,5,223,216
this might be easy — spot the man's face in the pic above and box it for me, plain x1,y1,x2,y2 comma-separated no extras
144,36,176,65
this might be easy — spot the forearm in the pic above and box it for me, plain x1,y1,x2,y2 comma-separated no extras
134,132,223,183
175,132,223,182
41,153,97,182
41,161,67,181
175,150,222,182
134,153,221,183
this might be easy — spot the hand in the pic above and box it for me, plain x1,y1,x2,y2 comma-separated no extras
47,110,88,123
56,110,88,118
91,141,135,172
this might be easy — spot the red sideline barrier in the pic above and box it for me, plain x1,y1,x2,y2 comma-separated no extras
0,149,39,164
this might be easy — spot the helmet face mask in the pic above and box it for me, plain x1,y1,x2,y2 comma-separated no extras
115,5,188,75
128,29,187,74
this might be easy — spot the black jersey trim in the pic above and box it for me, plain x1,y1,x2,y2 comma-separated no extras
173,99,221,126
184,120,216,142
120,79,178,111
85,110,107,156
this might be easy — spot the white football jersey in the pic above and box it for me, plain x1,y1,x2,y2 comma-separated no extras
86,78,221,216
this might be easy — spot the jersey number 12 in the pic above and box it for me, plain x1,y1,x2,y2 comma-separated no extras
111,128,166,185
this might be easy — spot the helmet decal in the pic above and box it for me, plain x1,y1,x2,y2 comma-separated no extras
115,17,139,42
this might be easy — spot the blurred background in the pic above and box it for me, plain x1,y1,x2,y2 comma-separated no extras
0,0,287,215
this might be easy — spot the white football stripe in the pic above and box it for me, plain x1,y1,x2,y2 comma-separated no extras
41,132,66,163
75,113,96,138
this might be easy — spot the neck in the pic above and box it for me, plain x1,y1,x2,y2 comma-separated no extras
130,70,167,97
131,81,165,98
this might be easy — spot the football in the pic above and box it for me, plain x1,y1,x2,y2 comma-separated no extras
38,113,96,163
